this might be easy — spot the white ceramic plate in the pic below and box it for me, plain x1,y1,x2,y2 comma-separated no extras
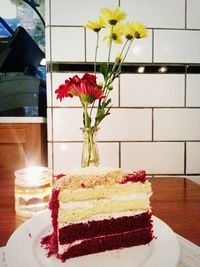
5,211,180,267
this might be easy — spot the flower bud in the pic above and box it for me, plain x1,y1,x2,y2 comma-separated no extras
115,54,122,64
98,82,104,88
108,84,113,90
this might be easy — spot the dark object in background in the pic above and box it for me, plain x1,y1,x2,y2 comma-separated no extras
0,72,46,117
0,20,46,117
0,26,44,72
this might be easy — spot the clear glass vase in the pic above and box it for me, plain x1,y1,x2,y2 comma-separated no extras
81,127,100,167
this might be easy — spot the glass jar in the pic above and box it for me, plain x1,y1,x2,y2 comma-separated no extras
14,167,52,219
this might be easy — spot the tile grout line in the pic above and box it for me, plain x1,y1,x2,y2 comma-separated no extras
185,0,187,30
119,142,121,168
152,108,154,141
51,140,200,143
49,106,200,109
184,68,187,107
48,25,200,31
49,0,54,174
152,29,154,63
84,27,87,62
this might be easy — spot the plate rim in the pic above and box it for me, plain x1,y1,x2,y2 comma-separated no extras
5,211,180,267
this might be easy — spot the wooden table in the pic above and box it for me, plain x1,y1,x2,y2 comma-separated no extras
0,171,200,247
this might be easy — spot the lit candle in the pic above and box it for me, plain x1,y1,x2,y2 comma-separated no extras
15,167,52,219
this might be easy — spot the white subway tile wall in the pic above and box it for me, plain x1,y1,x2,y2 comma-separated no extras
45,27,50,62
186,74,200,107
154,109,200,141
154,30,200,63
46,73,51,107
51,27,85,61
121,142,184,174
45,0,50,26
86,29,153,63
186,0,200,29
53,142,119,174
46,0,200,183
186,142,200,173
120,74,185,107
121,0,185,29
98,109,152,141
50,0,118,26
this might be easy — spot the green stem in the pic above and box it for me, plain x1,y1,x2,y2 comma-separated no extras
89,32,99,123
121,38,135,64
114,38,135,76
84,103,89,128
86,130,92,167
81,128,99,167
108,39,129,80
103,40,129,102
107,25,114,67
94,32,99,76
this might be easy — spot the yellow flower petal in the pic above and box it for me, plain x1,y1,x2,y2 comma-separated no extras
101,7,126,25
85,17,104,32
124,22,136,40
133,22,147,39
103,23,124,46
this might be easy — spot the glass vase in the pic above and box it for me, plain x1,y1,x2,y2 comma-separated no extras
81,127,100,167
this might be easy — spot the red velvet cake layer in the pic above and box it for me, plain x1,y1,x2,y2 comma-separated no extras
59,228,153,262
59,212,152,244
41,188,60,255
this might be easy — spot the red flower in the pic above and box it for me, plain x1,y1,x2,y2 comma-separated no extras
55,73,105,104
82,73,97,86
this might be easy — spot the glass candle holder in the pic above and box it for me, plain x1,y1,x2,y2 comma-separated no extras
14,167,52,219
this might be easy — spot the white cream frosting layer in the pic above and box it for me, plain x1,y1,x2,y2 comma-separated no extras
59,193,149,209
58,240,82,254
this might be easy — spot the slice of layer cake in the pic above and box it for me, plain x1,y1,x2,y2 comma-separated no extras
41,167,154,262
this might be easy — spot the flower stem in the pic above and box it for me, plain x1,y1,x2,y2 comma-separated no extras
81,128,99,167
84,103,90,128
121,38,135,63
107,25,114,67
108,39,129,80
103,39,129,102
94,32,99,76
87,130,92,167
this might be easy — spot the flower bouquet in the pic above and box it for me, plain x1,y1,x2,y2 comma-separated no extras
55,7,147,167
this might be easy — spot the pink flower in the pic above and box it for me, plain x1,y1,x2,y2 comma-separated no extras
55,73,105,104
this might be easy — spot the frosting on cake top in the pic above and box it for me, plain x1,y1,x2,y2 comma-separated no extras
55,167,127,190
55,167,146,190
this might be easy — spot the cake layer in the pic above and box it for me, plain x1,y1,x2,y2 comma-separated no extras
59,192,149,209
58,210,148,226
58,199,150,223
59,182,151,202
58,228,153,261
56,169,126,190
59,212,152,245
56,168,147,190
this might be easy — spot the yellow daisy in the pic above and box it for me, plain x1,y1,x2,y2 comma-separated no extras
101,7,126,25
133,22,147,39
124,22,136,40
85,17,104,32
103,23,124,45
